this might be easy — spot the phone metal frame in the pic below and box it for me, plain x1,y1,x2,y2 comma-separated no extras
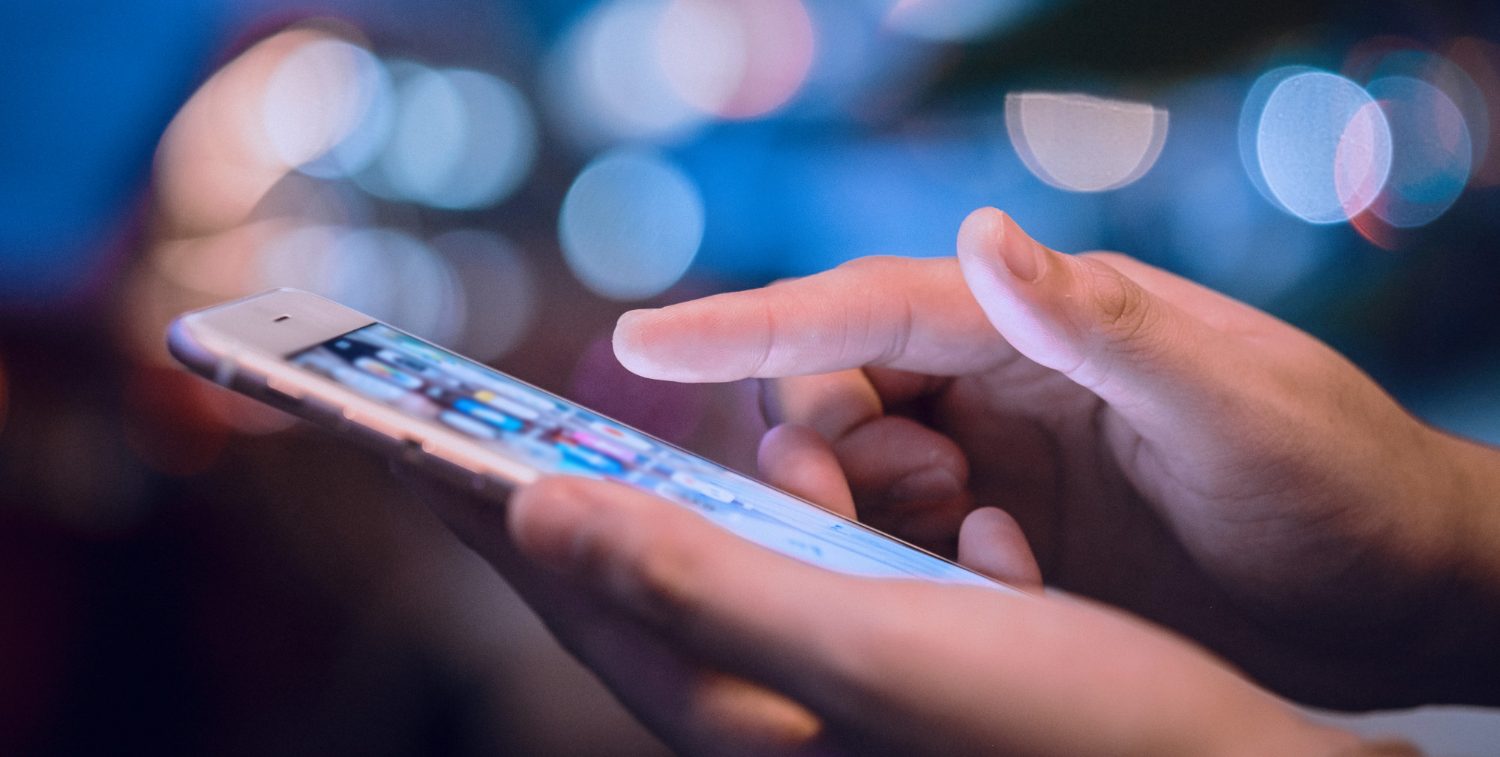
168,288,1006,587
170,288,538,492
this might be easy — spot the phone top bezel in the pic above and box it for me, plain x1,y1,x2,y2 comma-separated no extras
170,288,1011,590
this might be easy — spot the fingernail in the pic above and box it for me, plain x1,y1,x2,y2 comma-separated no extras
889,468,963,502
997,216,1042,283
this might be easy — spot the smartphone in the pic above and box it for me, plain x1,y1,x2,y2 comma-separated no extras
168,288,1001,587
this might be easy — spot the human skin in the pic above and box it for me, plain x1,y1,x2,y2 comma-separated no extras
408,207,1498,753
413,456,1362,757
606,208,1500,709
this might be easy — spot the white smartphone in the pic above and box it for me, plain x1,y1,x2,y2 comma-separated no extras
168,288,1000,587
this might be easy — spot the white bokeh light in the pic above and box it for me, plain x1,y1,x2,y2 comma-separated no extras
369,65,537,209
545,0,706,146
257,225,463,343
431,70,538,209
657,0,816,119
559,150,705,301
261,38,387,171
299,57,395,180
1006,92,1170,192
1249,69,1393,224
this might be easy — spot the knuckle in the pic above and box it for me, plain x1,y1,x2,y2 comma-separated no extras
1079,250,1137,269
509,477,584,537
1084,258,1154,343
834,254,914,278
834,255,886,273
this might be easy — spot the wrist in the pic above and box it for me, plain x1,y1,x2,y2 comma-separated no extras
1412,430,1500,705
1441,433,1500,594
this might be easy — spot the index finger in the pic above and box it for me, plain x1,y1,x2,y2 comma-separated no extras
612,256,1015,383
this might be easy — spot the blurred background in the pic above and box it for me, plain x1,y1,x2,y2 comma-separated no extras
2,0,1500,754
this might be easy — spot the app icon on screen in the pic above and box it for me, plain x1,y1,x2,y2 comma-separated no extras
439,410,499,439
354,357,423,390
587,421,656,453
671,472,735,504
453,397,526,433
547,429,629,475
474,390,541,421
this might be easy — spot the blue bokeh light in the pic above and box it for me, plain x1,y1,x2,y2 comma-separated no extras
559,149,706,300
1248,69,1393,224
1366,75,1473,229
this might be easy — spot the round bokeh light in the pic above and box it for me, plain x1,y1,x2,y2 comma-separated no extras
261,38,387,172
371,65,537,210
1250,69,1392,224
559,149,705,301
258,225,463,343
546,0,706,146
657,0,816,119
1363,76,1473,229
1006,92,1170,192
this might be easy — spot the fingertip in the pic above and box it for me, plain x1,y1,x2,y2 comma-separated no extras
958,207,1008,256
958,507,1043,590
612,309,670,379
956,209,1013,298
509,477,605,573
757,424,857,518
757,422,816,457
963,208,1050,285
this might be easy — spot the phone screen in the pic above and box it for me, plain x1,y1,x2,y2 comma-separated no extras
290,323,994,586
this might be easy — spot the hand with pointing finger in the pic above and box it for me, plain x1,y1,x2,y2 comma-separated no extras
609,208,1500,709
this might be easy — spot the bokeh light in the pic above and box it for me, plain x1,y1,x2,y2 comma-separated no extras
20,3,1500,753
1127,79,1333,308
258,225,464,343
559,149,705,301
883,0,1037,42
1246,68,1392,224
429,230,538,363
1363,76,1472,229
372,65,537,210
1448,37,1500,187
657,0,816,119
545,0,707,146
1005,92,1169,192
294,49,395,181
150,218,297,300
1345,42,1489,184
154,29,319,235
261,38,388,172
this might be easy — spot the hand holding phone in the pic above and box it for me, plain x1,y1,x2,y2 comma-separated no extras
167,284,1365,756
168,288,998,586
407,450,1359,757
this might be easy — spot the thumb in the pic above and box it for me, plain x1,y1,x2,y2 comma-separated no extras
956,208,1221,420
